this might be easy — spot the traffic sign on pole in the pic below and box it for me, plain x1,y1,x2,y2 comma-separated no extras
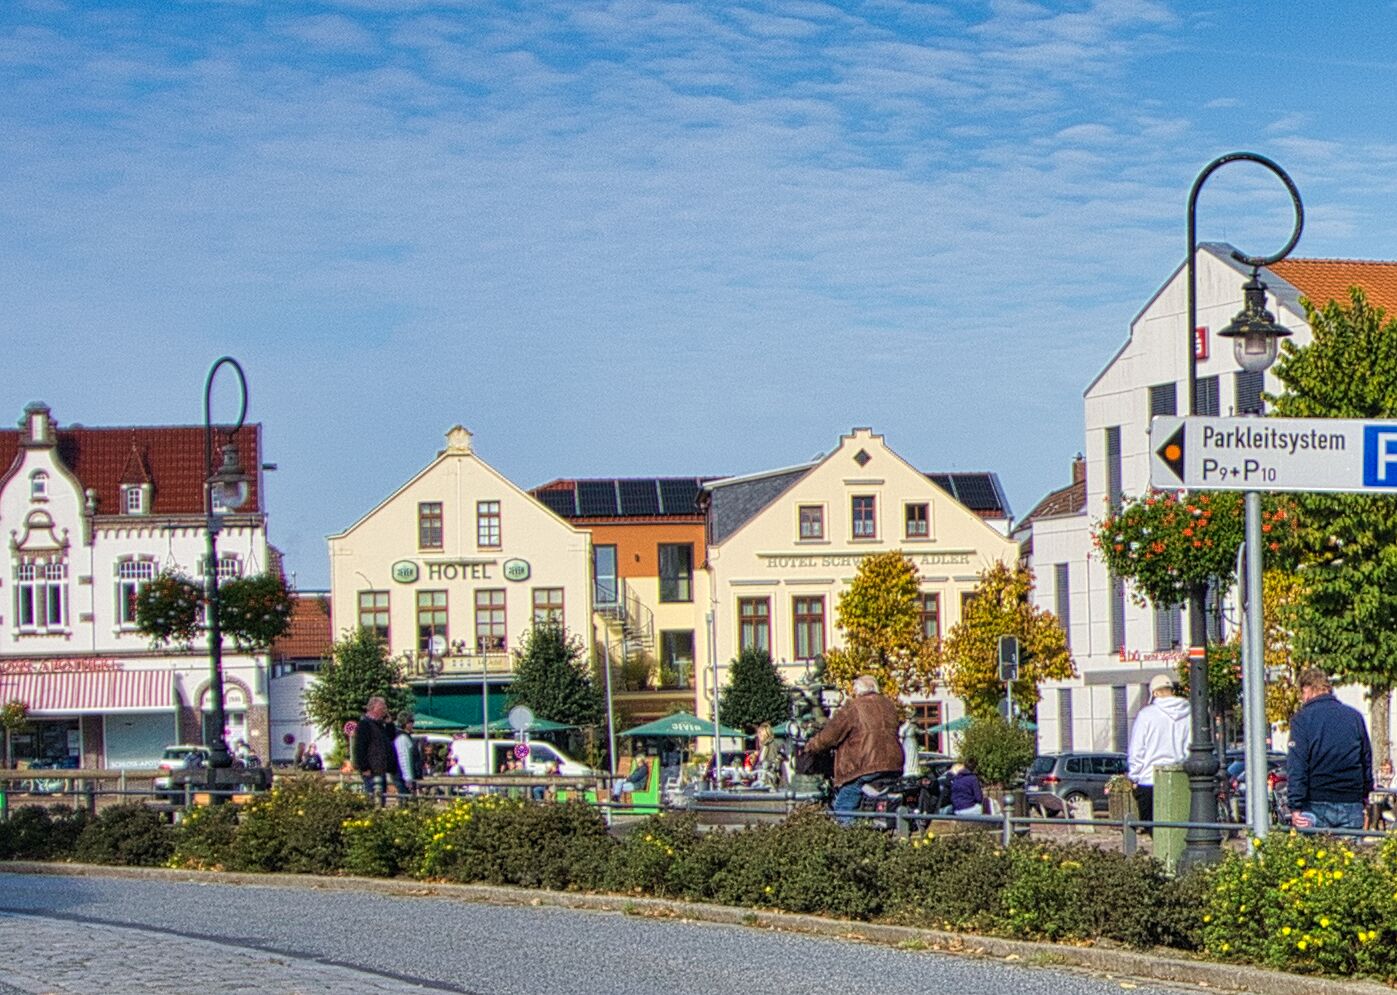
1150,415,1397,493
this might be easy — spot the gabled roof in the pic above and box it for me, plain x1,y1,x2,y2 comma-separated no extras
703,464,816,545
0,417,262,517
530,477,713,520
118,441,152,486
272,593,332,662
1269,257,1397,314
1017,477,1086,528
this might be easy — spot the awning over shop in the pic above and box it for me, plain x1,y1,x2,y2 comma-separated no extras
0,669,173,714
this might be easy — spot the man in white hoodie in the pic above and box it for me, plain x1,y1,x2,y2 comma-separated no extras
1128,673,1192,825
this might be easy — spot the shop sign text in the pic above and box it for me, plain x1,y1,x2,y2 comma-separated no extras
761,550,972,570
0,657,124,675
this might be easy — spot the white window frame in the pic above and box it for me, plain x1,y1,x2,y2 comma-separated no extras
116,558,157,628
123,486,144,515
16,555,68,632
29,471,48,502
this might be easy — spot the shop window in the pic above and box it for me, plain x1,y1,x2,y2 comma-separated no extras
798,505,824,540
792,596,825,661
16,555,67,632
738,597,770,654
532,587,563,625
658,543,693,602
416,589,447,653
418,501,443,550
116,557,156,628
851,495,876,539
475,588,506,653
477,500,501,548
359,590,390,642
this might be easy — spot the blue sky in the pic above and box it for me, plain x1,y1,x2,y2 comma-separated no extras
4,0,1397,590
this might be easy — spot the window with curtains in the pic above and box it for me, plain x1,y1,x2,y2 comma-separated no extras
792,596,825,661
17,554,67,631
359,590,390,642
117,558,156,628
738,597,770,653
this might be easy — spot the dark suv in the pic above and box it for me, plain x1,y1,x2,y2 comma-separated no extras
1025,752,1128,816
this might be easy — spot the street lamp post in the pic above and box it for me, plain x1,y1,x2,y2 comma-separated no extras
203,356,252,775
1180,154,1302,870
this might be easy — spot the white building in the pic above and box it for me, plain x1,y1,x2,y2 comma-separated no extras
1020,246,1397,751
0,402,274,768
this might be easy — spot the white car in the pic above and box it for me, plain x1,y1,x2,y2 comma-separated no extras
153,744,211,797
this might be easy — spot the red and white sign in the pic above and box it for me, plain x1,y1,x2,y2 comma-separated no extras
1194,326,1209,361
343,720,358,737
0,657,123,675
513,742,530,760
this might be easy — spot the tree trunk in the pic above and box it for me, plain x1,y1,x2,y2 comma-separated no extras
1369,687,1392,770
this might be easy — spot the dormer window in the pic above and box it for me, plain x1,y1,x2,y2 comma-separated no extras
30,471,48,501
123,485,145,515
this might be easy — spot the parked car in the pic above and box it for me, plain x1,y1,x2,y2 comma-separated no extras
1025,751,1128,816
153,744,211,800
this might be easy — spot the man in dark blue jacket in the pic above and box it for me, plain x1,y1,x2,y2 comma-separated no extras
1288,668,1372,830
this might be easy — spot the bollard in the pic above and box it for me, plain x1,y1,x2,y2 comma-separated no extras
1001,794,1013,847
1154,763,1188,874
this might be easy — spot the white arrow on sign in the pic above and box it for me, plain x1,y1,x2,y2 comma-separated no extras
1149,415,1397,493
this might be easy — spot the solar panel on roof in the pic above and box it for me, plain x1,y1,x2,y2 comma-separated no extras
535,489,578,517
577,480,620,516
946,474,1002,511
658,478,701,515
927,474,953,493
618,479,661,516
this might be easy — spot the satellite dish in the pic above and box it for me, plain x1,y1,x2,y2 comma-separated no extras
508,705,535,732
427,634,447,658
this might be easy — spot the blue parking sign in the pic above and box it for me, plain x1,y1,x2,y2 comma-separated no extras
1363,425,1397,487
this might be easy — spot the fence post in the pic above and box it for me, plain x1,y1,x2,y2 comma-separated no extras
83,779,96,817
1122,815,1137,856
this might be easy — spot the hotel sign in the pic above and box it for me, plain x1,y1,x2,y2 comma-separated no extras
759,550,973,570
392,559,498,582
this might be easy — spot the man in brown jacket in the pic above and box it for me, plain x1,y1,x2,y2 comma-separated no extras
803,674,904,824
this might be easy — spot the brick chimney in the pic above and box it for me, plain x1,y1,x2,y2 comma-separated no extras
1071,453,1086,485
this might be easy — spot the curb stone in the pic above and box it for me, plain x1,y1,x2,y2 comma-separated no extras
4,861,1391,995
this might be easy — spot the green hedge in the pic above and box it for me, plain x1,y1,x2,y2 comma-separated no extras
15,782,1397,982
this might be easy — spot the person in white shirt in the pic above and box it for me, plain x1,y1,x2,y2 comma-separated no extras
1128,673,1192,825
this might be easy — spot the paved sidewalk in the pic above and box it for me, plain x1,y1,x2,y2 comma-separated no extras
0,912,457,995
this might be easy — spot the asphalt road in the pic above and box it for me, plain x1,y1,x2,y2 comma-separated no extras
0,871,1209,995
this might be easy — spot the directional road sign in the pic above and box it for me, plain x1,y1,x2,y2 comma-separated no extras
1150,416,1397,493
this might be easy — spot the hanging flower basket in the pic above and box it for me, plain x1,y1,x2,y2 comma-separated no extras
1092,491,1247,607
134,571,203,646
218,572,295,650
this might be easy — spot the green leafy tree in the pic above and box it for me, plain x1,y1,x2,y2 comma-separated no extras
507,621,603,728
1271,287,1397,758
823,551,939,700
304,627,412,753
718,647,789,731
943,562,1076,718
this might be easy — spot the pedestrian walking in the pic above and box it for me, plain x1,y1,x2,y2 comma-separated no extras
1127,673,1191,825
352,695,395,806
393,713,420,798
1288,667,1373,830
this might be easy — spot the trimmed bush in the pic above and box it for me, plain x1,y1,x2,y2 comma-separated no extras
881,830,1009,932
342,805,432,879
604,813,706,897
1203,831,1397,979
73,804,173,867
170,802,242,870
225,776,371,874
420,796,612,890
0,805,89,860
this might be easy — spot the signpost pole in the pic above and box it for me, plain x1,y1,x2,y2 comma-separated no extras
1243,490,1270,842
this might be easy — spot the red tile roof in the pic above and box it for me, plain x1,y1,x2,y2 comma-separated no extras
0,415,262,517
272,594,332,662
1270,258,1397,315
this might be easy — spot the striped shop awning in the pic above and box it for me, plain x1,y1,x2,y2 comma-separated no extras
0,669,173,714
